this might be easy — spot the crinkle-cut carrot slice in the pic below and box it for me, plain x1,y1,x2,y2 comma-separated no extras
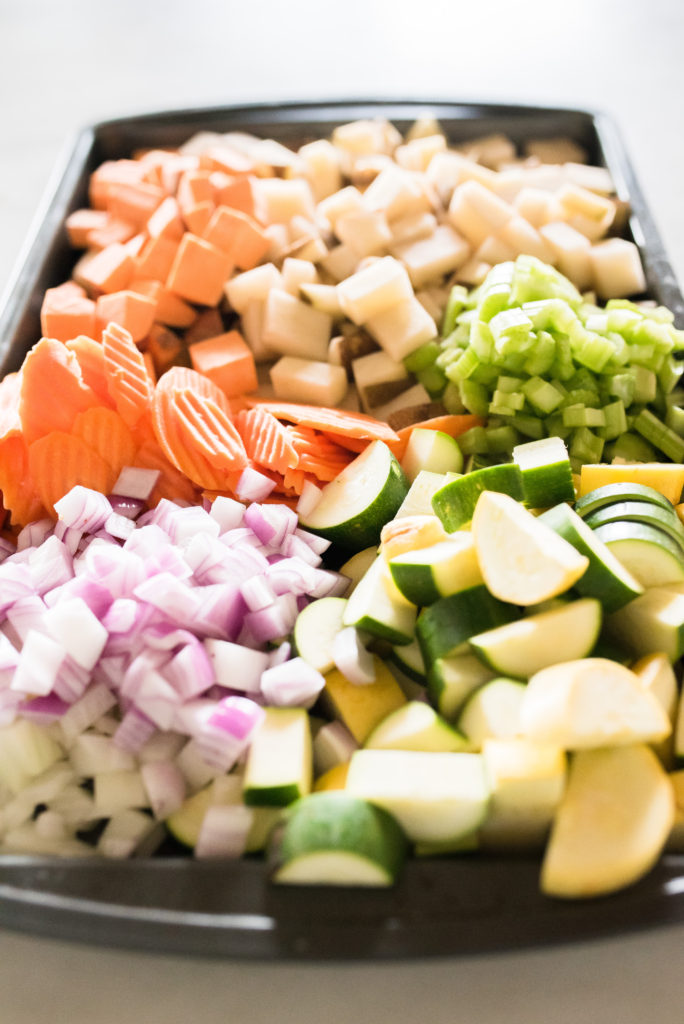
28,432,116,517
71,407,137,479
133,438,200,507
244,399,400,443
316,431,369,455
151,387,232,491
236,406,299,475
156,364,233,417
0,435,45,527
391,413,486,461
65,335,116,409
103,321,154,428
19,338,102,445
171,389,247,472
0,372,23,441
286,425,355,481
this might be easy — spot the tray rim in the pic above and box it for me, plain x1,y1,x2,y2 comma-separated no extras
0,97,683,961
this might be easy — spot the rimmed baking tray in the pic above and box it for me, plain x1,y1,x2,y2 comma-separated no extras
0,100,683,960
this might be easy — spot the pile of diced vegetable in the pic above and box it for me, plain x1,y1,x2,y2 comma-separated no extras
1,114,684,902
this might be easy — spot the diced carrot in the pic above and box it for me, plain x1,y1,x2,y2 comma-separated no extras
19,338,101,444
211,176,256,218
244,399,401,443
189,329,258,398
129,278,197,329
182,201,214,236
146,324,188,376
65,209,110,248
89,159,148,210
159,154,200,196
87,216,138,250
65,335,116,408
166,233,233,307
135,235,180,280
203,206,270,270
95,289,157,343
0,435,45,526
146,197,185,241
177,170,214,209
75,242,136,295
185,308,225,345
102,321,154,428
123,233,147,259
391,413,486,460
28,431,116,516
133,437,200,506
40,287,97,342
199,146,254,176
236,405,299,475
71,406,137,478
106,182,165,228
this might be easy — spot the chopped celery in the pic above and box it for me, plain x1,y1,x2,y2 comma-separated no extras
521,377,565,415
484,425,520,452
522,330,556,376
416,364,447,397
666,405,684,438
633,409,684,462
403,340,441,374
509,413,545,440
604,432,658,463
569,427,604,465
441,285,469,336
458,379,490,417
441,382,466,414
562,405,606,429
457,426,490,456
598,400,628,441
447,346,480,381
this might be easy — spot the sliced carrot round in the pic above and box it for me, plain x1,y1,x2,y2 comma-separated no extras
103,321,154,428
71,406,137,480
19,338,101,444
0,435,45,526
28,431,116,516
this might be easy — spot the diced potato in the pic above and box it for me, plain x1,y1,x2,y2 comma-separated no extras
389,211,438,247
590,238,647,299
394,134,447,172
539,221,593,291
335,209,392,257
455,257,492,287
336,256,413,324
254,177,316,224
352,349,411,412
332,119,401,158
524,136,589,165
499,216,555,263
297,138,343,200
262,289,332,360
556,183,615,236
270,355,348,406
317,186,365,231
300,282,344,318
240,298,275,363
458,133,517,171
320,244,360,283
362,165,432,221
281,257,318,296
474,234,517,265
365,295,437,361
224,263,282,314
391,224,471,288
513,187,559,228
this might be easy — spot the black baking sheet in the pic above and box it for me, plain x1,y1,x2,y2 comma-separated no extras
0,100,683,960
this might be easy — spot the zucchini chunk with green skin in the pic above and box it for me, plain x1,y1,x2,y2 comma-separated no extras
346,749,490,844
457,678,527,748
416,585,520,666
574,481,676,519
243,708,312,808
428,652,497,723
583,500,684,549
592,521,684,588
472,491,589,606
541,744,674,899
513,435,575,508
469,597,602,679
299,440,408,551
604,586,684,663
431,462,524,532
270,793,408,887
400,428,463,484
389,639,426,685
337,546,377,594
343,556,416,646
388,533,484,606
293,596,348,674
364,701,469,753
538,501,643,612
520,658,672,750
395,469,454,518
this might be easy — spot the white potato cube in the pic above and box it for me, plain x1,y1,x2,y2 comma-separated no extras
455,257,492,287
262,289,332,361
240,299,275,363
499,216,555,262
362,165,432,221
224,264,282,314
456,180,514,231
392,224,470,288
254,177,316,224
365,296,437,361
590,238,647,299
298,138,343,200
335,209,392,257
281,257,318,296
389,211,438,246
352,349,411,412
300,282,344,318
556,183,615,236
513,187,558,228
270,356,348,406
336,256,413,324
394,134,447,172
475,234,517,265
539,221,593,291
317,186,365,231
320,244,360,283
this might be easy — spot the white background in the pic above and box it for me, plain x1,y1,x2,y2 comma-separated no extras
1,0,684,1020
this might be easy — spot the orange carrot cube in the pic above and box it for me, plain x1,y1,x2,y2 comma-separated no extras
66,209,110,248
106,182,166,228
166,233,233,306
147,196,185,241
189,329,258,398
135,234,180,280
95,290,157,343
182,201,214,236
40,287,97,343
203,206,270,270
177,171,214,209
74,243,136,295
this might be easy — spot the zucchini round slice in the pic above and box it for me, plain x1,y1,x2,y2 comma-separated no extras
583,500,684,549
593,520,684,587
299,440,408,551
574,481,675,518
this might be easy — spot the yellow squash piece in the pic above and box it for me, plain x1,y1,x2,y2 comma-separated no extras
579,464,684,505
322,658,406,744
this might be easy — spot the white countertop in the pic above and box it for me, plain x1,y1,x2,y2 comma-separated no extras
2,0,684,1019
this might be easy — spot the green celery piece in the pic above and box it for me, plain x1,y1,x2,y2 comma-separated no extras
509,413,544,440
470,320,495,361
597,400,628,441
605,307,644,335
629,365,657,404
565,367,599,394
549,334,575,380
447,346,480,382
561,405,606,429
544,413,572,441
665,404,684,439
495,375,525,394
522,330,556,376
521,376,565,415
510,255,583,307
658,355,684,395
404,340,441,373
633,409,684,462
441,285,470,337
458,379,490,416
457,426,490,455
469,362,499,386
417,364,447,397
605,432,657,463
560,388,602,410
602,372,635,407
489,307,534,346
484,424,520,453
442,382,466,414
569,427,604,465
567,322,615,373
478,282,512,322
523,297,579,334
630,318,675,353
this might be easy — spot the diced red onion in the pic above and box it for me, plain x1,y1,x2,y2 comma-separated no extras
203,639,269,693
17,519,54,551
11,629,66,696
281,532,322,566
243,595,296,644
112,466,159,501
134,572,203,623
140,760,186,818
244,502,298,548
6,595,48,642
240,573,277,612
131,670,182,731
55,486,113,533
294,527,331,555
332,627,376,685
195,804,253,859
105,512,136,541
164,640,215,701
28,536,73,594
53,521,84,555
108,495,147,520
52,656,92,703
208,494,245,533
113,707,157,753
0,536,15,563
18,693,70,726
43,597,109,671
190,583,246,641
166,504,220,547
233,466,277,501
269,641,292,668
172,698,216,737
196,695,265,771
260,656,326,709
58,682,117,744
